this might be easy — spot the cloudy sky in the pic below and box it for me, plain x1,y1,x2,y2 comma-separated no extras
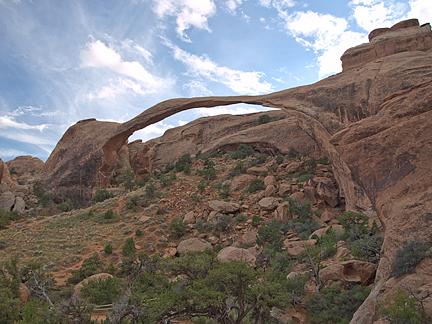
0,0,430,161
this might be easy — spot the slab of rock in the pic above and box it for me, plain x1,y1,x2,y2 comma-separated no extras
208,200,240,214
264,175,278,187
183,211,196,224
217,246,256,264
273,201,290,221
230,174,255,192
320,260,376,288
289,192,305,202
177,238,213,254
284,239,317,257
13,196,25,213
278,183,292,198
264,184,277,197
285,162,303,174
247,166,268,176
320,210,335,223
240,230,258,246
0,191,15,211
19,283,30,305
258,197,281,211
316,180,339,207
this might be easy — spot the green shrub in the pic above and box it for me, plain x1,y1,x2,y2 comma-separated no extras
123,238,136,257
38,192,53,207
93,209,120,224
307,285,371,324
228,144,255,160
197,181,207,193
258,114,271,125
145,180,157,198
276,154,284,165
57,200,72,213
391,240,431,277
219,183,230,199
253,154,267,165
175,153,192,173
92,188,114,203
119,168,135,191
216,214,233,232
256,219,288,252
251,215,262,227
164,162,175,173
169,217,187,238
0,210,21,229
104,243,113,254
32,181,46,198
227,161,248,178
377,289,424,324
136,228,143,237
202,166,216,181
235,214,247,222
287,146,298,159
67,252,106,285
269,165,278,173
304,159,317,171
244,179,265,193
287,200,320,240
81,276,123,305
319,156,330,165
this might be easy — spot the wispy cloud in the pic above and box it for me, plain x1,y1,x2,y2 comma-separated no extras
183,80,214,97
0,148,26,158
0,116,49,131
128,121,175,142
164,39,272,95
193,105,262,117
225,0,245,14
152,0,216,42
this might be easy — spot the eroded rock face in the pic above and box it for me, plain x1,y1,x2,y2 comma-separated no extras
341,19,432,71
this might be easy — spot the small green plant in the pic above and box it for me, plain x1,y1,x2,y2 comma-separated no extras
258,114,271,125
235,214,247,222
287,146,298,159
104,243,113,254
244,179,265,193
9,167,17,176
377,288,424,324
319,156,330,165
92,188,114,203
258,171,268,177
228,144,255,160
175,153,192,173
219,183,230,199
93,209,120,224
119,168,135,191
169,217,187,238
391,240,431,277
296,173,314,184
197,181,207,193
251,215,262,227
269,165,278,173
276,154,284,165
81,276,123,305
145,180,157,198
123,237,136,257
38,192,53,207
136,228,143,237
57,200,73,213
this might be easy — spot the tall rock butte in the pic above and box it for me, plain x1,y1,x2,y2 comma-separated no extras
39,19,432,323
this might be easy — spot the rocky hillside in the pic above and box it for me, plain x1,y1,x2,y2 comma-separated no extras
0,18,432,323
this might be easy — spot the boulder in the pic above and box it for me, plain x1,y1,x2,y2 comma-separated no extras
19,283,30,306
207,211,224,223
183,211,196,224
240,230,258,246
284,239,317,257
217,246,256,264
177,238,213,254
0,191,15,211
258,197,281,211
285,162,303,174
247,167,268,176
273,201,290,221
13,196,26,213
320,210,335,223
208,200,240,214
264,175,278,187
264,185,277,197
230,174,255,192
320,261,376,288
278,183,292,198
315,180,339,207
289,192,306,202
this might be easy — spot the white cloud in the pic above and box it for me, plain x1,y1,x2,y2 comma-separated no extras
10,106,63,118
0,116,48,131
165,40,272,95
408,0,432,25
258,0,296,9
183,80,214,97
152,0,216,42
194,105,262,116
277,10,367,77
80,39,162,88
128,121,175,142
178,120,188,126
0,148,26,158
121,39,154,64
226,0,244,14
351,0,407,31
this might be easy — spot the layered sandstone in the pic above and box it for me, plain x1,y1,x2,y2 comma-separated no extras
341,19,432,71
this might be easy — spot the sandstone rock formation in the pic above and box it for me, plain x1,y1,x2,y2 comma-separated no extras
176,238,213,254
29,18,432,323
6,156,44,185
342,19,432,71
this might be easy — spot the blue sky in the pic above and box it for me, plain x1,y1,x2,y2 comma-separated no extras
0,0,430,161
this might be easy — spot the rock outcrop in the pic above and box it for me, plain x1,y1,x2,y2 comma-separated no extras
27,18,432,323
341,19,432,71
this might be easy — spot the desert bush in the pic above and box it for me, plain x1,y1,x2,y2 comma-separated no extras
226,161,248,178
145,180,157,198
235,214,247,222
251,215,262,227
123,238,136,257
244,179,265,193
307,284,371,324
57,200,72,213
219,183,230,199
104,243,113,254
32,181,46,198
319,156,330,165
256,219,289,252
0,210,22,229
216,214,233,232
197,181,207,193
391,240,431,277
67,253,106,285
287,200,320,240
287,146,299,159
38,192,53,207
228,144,255,160
253,154,267,165
258,114,271,125
93,209,119,224
169,217,187,238
175,153,192,173
92,189,114,203
296,173,314,184
81,276,123,305
136,228,143,237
